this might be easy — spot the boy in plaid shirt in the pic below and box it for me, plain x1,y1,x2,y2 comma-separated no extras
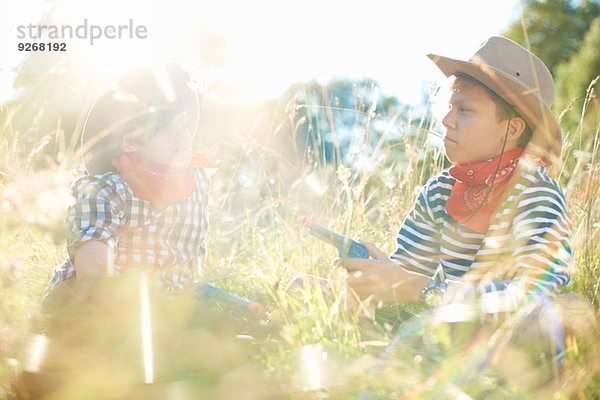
46,64,214,295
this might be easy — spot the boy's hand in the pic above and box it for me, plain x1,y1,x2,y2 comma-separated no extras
73,240,110,280
343,259,408,304
337,241,430,304
356,240,388,260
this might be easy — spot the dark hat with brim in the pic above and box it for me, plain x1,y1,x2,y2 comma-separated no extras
79,64,199,174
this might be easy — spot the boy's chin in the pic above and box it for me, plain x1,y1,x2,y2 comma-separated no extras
444,149,474,165
166,153,193,170
444,150,459,165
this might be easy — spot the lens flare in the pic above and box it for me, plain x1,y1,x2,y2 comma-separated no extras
300,343,327,390
140,272,154,384
24,334,48,373
304,173,328,196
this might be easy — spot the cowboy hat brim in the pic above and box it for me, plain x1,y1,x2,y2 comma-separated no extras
427,53,562,163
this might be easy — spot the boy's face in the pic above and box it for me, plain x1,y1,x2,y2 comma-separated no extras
139,112,194,169
442,83,510,164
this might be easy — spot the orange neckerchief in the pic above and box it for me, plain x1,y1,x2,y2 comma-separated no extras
446,147,524,234
112,153,215,209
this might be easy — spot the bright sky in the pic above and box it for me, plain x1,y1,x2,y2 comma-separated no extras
2,0,520,105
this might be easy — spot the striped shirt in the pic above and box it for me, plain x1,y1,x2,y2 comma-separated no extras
47,168,209,292
391,162,571,304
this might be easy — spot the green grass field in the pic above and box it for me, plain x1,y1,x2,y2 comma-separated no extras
0,79,599,399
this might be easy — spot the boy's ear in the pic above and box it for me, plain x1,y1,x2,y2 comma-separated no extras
119,133,141,153
507,117,527,140
119,138,138,153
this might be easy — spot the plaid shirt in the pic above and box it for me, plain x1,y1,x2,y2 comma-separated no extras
47,168,209,292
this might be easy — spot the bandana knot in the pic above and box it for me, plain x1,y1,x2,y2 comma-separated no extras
446,147,524,233
111,152,215,209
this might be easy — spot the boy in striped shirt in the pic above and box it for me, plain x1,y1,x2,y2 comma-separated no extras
341,36,571,313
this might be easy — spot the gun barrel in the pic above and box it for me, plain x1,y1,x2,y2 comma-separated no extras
300,216,369,259
197,283,263,315
308,221,350,248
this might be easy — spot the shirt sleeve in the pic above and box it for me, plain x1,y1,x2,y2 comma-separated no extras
474,179,572,314
390,178,443,277
508,179,572,294
66,174,126,255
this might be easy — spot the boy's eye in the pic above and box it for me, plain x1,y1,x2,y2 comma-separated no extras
446,104,470,113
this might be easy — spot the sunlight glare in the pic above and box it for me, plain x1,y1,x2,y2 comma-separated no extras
106,245,115,277
433,303,478,323
48,0,194,80
24,334,48,373
140,272,154,384
305,173,328,196
300,343,327,390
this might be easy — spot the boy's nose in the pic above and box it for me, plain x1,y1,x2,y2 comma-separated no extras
442,110,456,130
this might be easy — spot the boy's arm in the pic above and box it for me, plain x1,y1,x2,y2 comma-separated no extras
73,240,111,280
389,187,443,277
343,251,431,303
467,180,572,313
344,180,444,304
507,182,572,294
67,175,125,278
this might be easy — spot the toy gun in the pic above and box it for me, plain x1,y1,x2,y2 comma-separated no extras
196,283,264,316
300,216,369,259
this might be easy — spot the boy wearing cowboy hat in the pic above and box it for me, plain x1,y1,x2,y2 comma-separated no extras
44,63,215,294
340,36,571,311
42,64,263,317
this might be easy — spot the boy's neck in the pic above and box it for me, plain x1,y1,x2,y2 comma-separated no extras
456,144,522,166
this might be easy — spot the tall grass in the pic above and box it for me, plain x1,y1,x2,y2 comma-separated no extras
0,76,599,398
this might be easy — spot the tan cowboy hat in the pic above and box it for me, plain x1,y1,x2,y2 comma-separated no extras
427,36,561,163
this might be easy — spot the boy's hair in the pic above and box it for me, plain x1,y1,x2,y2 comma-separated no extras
451,73,533,147
81,64,198,174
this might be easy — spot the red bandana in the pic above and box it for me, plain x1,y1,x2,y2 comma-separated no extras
446,147,524,234
112,153,216,209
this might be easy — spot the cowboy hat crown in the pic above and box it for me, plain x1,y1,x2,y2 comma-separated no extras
428,36,561,162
